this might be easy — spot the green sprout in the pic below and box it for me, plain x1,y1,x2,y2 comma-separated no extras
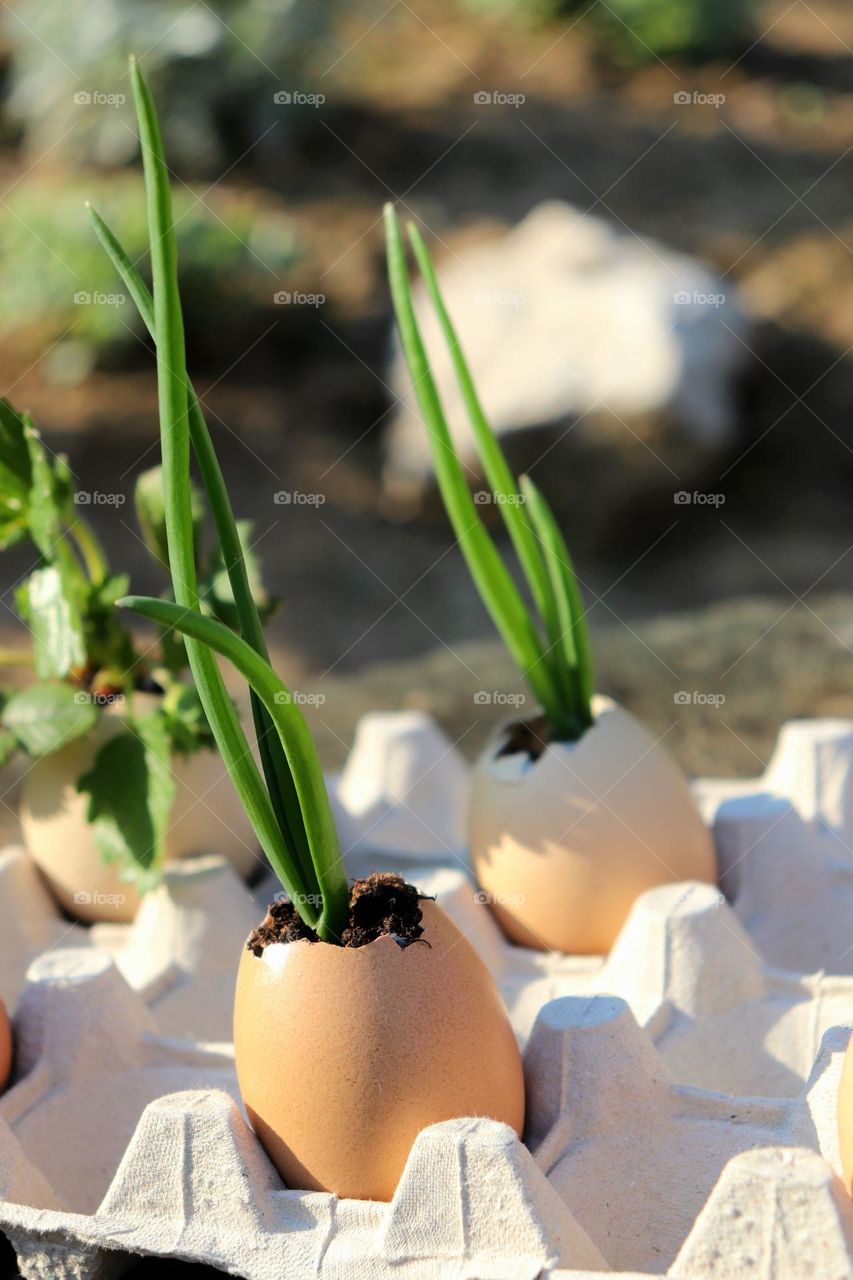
384,205,594,742
91,58,348,942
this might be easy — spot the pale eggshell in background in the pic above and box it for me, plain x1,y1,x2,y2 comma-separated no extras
468,695,717,954
234,899,525,1200
20,696,259,924
0,998,11,1092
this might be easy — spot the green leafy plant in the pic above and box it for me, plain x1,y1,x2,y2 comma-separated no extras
93,58,348,942
384,205,594,743
0,396,273,889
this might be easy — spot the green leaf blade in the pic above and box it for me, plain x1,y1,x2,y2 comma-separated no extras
384,204,568,732
520,475,594,730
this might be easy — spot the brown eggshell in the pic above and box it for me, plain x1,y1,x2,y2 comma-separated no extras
469,695,717,954
20,695,259,924
234,899,525,1200
0,998,11,1093
838,1033,853,1195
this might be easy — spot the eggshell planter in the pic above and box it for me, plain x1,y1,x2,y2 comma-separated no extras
3,711,853,1277
19,696,259,924
234,898,525,1199
468,694,717,953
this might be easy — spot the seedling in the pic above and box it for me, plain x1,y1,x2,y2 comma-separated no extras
384,205,594,743
93,59,349,942
0,399,273,888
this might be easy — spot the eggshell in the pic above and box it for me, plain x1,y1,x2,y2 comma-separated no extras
233,898,525,1200
468,695,716,954
837,1034,853,1194
20,696,259,924
0,999,10,1092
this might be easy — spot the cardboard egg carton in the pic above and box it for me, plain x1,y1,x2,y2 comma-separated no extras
0,945,848,1279
2,709,853,1276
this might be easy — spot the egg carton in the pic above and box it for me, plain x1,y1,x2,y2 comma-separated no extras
0,941,849,1280
2,710,853,1277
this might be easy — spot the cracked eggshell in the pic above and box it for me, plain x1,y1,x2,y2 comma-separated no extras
468,695,716,954
0,999,10,1092
20,696,258,924
234,898,525,1201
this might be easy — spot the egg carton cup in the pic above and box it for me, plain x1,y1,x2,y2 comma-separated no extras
2,710,853,1276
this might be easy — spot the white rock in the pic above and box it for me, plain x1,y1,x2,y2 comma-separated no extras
385,201,748,483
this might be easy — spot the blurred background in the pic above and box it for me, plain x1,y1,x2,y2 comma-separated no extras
0,0,852,774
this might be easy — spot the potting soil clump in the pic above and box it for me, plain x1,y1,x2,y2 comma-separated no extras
247,872,426,954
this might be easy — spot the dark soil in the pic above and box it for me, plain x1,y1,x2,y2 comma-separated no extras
497,714,553,763
246,872,427,953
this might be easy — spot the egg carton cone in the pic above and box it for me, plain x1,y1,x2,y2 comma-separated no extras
0,944,848,1279
0,845,262,1042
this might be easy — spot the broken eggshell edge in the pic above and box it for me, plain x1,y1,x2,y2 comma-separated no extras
234,898,525,1201
468,694,717,954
